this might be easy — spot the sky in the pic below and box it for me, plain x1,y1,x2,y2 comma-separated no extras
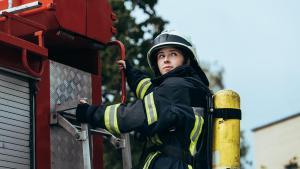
138,0,300,167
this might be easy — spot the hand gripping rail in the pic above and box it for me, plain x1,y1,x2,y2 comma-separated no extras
51,101,126,169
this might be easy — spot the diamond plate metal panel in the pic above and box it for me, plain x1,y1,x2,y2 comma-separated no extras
50,60,92,169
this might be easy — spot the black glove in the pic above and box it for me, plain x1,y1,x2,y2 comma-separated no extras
125,59,135,74
76,103,90,123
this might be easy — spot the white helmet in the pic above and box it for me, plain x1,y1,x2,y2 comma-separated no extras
147,30,203,77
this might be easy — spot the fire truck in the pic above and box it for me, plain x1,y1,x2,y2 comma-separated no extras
0,0,121,168
0,1,242,169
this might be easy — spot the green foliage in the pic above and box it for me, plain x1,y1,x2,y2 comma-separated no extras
102,1,167,169
101,0,168,104
285,156,299,169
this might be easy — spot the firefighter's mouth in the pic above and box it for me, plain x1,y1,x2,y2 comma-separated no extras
163,66,173,69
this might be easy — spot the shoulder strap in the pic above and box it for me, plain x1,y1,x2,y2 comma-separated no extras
193,92,214,169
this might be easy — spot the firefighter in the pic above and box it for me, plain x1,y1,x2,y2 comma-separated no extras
76,30,211,169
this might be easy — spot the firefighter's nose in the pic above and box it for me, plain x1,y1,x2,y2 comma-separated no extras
163,56,170,63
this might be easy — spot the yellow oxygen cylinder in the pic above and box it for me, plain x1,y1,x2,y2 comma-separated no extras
212,89,241,169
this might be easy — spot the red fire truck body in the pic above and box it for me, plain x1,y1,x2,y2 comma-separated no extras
0,1,116,168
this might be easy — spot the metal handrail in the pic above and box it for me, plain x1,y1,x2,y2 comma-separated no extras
107,40,132,169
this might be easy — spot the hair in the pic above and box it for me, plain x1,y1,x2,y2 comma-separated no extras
174,46,191,65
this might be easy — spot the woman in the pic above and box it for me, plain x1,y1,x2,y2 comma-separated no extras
76,30,211,169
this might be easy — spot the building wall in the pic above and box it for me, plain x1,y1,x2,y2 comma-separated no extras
253,115,300,169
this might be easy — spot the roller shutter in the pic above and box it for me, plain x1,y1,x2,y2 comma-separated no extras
0,70,33,169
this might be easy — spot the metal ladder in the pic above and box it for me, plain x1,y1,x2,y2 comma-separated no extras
51,101,128,169
50,40,132,169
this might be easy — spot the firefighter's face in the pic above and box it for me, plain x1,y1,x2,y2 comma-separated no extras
156,47,185,75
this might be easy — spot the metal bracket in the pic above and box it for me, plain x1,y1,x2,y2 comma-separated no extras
49,101,127,169
56,114,81,140
51,101,125,148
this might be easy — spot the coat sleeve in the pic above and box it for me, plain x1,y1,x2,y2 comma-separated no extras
81,80,190,135
125,61,153,99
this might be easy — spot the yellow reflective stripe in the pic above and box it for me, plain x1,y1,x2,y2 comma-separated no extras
142,151,161,169
144,92,158,125
149,93,158,123
104,103,121,134
140,81,151,99
136,78,151,99
189,115,204,156
188,164,193,169
136,78,150,96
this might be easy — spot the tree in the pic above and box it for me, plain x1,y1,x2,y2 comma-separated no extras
285,156,299,169
101,0,167,104
100,1,249,169
102,1,167,168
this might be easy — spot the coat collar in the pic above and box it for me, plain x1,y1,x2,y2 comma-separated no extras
152,65,209,87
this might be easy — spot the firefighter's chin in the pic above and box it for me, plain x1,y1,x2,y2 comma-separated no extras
161,66,173,75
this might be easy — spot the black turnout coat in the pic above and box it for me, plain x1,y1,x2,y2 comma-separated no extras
76,64,210,169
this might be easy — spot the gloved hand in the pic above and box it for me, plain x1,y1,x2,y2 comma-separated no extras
76,103,90,123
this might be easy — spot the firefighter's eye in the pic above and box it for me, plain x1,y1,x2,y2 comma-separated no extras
170,52,177,56
157,54,165,59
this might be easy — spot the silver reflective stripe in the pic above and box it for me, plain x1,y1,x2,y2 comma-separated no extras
191,107,204,141
136,78,151,99
191,117,202,142
104,104,121,134
192,107,204,117
144,92,158,125
109,105,116,131
138,80,150,98
145,95,154,121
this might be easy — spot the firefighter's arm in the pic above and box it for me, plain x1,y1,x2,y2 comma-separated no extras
76,100,148,134
75,83,187,134
75,98,178,136
122,60,153,99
